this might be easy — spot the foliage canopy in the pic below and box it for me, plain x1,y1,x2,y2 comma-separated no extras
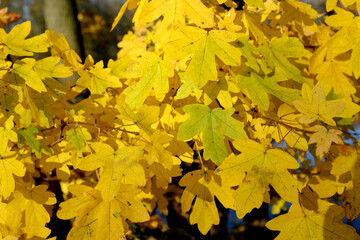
1,0,360,239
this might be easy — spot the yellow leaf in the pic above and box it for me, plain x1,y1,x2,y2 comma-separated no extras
0,150,25,198
272,104,308,151
137,0,214,44
143,130,174,169
179,169,235,234
233,168,272,218
293,85,345,126
5,58,46,92
0,21,48,58
314,59,355,96
110,0,129,31
77,142,146,201
308,125,343,156
46,29,83,72
164,26,241,88
122,52,174,108
0,116,17,155
34,56,73,80
116,99,159,136
256,36,310,84
266,201,360,240
325,7,354,28
217,139,299,206
331,146,360,220
77,61,122,95
8,184,55,227
189,198,219,235
351,39,360,79
58,185,149,240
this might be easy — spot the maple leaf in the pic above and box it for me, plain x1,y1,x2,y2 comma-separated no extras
77,142,146,201
137,0,214,44
272,104,308,151
312,59,355,96
121,52,174,108
0,150,25,198
46,29,83,71
0,115,17,155
293,85,345,126
331,146,360,220
34,56,73,80
179,169,235,234
17,126,50,158
177,104,247,165
237,71,300,110
77,60,122,95
116,99,159,136
266,201,360,240
57,184,149,240
217,139,299,217
142,130,174,169
164,26,242,88
272,0,318,39
43,151,72,181
7,184,56,227
65,128,92,151
256,36,310,83
4,58,46,92
0,21,48,58
309,125,343,156
233,167,273,218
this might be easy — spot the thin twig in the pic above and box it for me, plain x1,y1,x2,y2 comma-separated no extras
66,121,139,135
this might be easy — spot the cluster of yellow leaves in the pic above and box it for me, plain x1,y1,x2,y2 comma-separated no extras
0,0,360,238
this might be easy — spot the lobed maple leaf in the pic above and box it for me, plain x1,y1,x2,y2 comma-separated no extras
256,35,310,84
0,21,48,58
179,169,235,234
77,142,146,201
77,60,122,95
177,104,247,165
7,184,56,227
57,184,149,240
0,150,25,198
237,71,300,110
164,26,242,88
0,115,17,155
293,85,345,126
266,201,360,240
272,104,308,151
137,0,214,44
121,52,174,109
309,125,343,156
217,139,299,218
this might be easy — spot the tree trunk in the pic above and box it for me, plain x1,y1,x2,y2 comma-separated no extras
44,0,85,60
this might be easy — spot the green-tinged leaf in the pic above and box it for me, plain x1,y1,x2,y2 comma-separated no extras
237,71,300,110
5,58,46,92
165,26,241,88
17,126,50,158
256,36,310,83
66,128,92,150
123,52,174,108
177,104,247,165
